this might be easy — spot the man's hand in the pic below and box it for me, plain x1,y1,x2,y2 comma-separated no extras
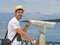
23,20,30,32
32,40,38,44
26,20,30,27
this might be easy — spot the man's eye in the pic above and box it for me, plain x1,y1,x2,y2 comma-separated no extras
18,12,23,13
20,12,23,13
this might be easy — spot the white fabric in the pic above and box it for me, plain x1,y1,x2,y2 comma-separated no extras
11,37,22,45
7,17,21,45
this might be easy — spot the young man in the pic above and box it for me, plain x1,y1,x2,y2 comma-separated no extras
7,5,37,45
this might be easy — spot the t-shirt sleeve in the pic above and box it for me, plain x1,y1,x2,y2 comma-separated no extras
11,22,21,30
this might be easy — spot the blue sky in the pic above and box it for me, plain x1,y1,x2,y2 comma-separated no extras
0,0,60,14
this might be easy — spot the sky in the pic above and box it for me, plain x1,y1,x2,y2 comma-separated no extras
0,0,60,14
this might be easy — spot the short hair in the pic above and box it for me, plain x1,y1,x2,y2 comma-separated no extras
15,9,24,13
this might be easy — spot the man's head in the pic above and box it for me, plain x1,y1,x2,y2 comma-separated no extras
14,5,24,20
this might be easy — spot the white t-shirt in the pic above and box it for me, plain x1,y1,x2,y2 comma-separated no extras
7,17,21,41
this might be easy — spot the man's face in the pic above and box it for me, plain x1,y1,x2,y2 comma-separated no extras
15,10,24,20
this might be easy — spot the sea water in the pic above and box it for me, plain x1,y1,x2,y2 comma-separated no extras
0,21,60,45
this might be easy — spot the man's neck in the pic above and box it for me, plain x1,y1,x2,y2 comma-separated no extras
15,16,20,21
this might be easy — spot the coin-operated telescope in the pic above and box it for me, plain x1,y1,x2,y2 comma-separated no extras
29,20,56,45
22,20,56,45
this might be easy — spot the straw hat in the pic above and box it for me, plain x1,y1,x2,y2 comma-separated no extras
14,5,24,12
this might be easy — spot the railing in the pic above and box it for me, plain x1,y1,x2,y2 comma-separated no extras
22,40,37,45
0,39,60,45
46,41,60,45
22,40,60,45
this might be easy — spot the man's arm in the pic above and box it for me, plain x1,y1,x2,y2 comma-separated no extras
23,21,30,33
15,28,37,44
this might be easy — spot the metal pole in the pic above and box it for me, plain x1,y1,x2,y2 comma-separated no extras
38,24,46,45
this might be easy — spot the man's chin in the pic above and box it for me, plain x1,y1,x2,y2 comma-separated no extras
19,17,22,20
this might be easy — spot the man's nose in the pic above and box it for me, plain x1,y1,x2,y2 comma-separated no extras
20,15,22,17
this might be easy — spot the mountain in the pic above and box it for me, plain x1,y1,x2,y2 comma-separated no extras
0,12,60,23
43,19,60,22
22,12,60,20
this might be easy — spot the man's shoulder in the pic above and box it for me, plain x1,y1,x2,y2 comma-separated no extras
9,17,19,24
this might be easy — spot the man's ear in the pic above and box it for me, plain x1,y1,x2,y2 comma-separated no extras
15,12,17,16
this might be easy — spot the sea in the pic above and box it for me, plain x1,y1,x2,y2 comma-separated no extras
0,13,60,45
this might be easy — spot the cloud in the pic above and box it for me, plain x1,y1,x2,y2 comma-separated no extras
0,0,20,12
0,6,13,13
24,7,60,15
23,0,40,3
38,8,60,14
0,0,60,15
23,0,30,2
12,0,18,2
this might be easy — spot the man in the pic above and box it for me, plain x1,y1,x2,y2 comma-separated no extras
7,5,37,45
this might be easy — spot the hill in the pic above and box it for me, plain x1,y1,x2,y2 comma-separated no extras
0,12,60,22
